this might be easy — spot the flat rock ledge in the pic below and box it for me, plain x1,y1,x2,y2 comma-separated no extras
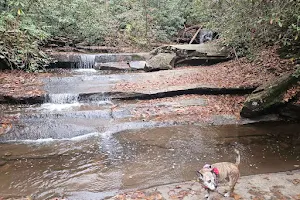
48,43,231,71
64,86,255,103
0,86,256,105
144,43,231,71
0,94,45,104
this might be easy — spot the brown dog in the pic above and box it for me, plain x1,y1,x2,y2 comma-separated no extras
197,149,240,198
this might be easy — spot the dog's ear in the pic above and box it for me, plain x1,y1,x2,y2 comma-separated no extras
203,164,212,169
196,170,203,180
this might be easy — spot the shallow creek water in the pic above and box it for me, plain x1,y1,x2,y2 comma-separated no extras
0,68,299,199
0,122,299,199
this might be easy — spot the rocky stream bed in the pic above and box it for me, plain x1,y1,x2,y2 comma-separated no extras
0,44,300,199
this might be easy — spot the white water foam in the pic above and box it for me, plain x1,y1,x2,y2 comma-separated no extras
41,93,112,112
48,93,79,104
73,68,97,73
40,103,82,112
78,54,96,69
11,121,168,143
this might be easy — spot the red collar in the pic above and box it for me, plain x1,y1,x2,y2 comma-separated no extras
202,164,219,176
212,167,219,176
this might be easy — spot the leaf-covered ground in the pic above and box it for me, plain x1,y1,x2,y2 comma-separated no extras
113,47,294,93
0,47,294,101
283,81,300,103
0,70,49,99
0,46,297,129
118,94,246,124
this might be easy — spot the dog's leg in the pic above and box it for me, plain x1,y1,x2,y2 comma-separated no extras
225,174,239,197
204,189,210,198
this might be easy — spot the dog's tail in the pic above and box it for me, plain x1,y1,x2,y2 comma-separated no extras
234,149,240,166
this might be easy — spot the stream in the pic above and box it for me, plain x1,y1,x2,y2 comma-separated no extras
0,67,299,200
0,121,299,199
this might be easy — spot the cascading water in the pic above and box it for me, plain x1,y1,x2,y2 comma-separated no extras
47,93,79,104
41,93,113,112
40,94,81,112
78,54,96,69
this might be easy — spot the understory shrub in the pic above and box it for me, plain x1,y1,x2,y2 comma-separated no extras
190,0,300,56
0,1,50,71
1,0,300,71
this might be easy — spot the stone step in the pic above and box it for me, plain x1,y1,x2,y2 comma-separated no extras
50,52,149,63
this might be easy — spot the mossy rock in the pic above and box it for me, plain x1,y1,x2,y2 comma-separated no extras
241,65,300,118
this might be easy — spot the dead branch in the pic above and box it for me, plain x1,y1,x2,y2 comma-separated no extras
189,27,202,44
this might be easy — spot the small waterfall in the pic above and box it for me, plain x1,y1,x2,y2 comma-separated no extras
46,93,113,104
78,54,95,69
47,93,79,104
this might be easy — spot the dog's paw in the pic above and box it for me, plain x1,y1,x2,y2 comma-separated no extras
204,194,209,198
224,192,230,197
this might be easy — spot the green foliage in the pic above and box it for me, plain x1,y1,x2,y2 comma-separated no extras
190,0,300,56
30,0,189,45
0,0,51,71
1,0,300,71
107,0,188,46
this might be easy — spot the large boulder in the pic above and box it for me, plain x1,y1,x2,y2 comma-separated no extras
144,43,231,72
241,65,300,118
144,53,176,72
169,43,230,57
150,43,230,58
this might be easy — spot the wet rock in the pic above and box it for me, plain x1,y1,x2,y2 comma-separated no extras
50,52,81,63
49,52,149,69
4,152,12,157
94,53,146,63
241,65,300,118
94,62,130,70
211,115,237,125
0,159,7,166
279,101,300,120
0,94,45,104
109,170,300,200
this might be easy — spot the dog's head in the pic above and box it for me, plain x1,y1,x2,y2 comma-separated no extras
196,167,217,191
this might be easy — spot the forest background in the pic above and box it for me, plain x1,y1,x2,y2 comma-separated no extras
0,0,299,71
